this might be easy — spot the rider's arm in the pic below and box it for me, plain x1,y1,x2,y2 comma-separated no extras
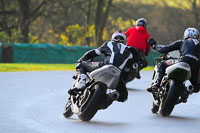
154,40,183,53
145,35,151,56
78,43,108,62
78,49,102,62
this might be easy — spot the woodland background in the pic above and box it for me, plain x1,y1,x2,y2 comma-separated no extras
0,0,199,46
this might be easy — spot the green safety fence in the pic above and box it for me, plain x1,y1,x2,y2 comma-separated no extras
0,43,161,65
146,50,161,66
1,43,94,64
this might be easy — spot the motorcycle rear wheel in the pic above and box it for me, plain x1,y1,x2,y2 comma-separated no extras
78,82,107,121
160,80,179,116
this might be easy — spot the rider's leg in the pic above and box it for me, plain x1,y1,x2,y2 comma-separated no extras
181,61,200,102
190,63,200,93
74,61,100,89
147,61,167,92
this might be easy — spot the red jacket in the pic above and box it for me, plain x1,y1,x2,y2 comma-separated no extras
126,26,151,55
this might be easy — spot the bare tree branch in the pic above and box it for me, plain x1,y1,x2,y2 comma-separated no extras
30,0,49,21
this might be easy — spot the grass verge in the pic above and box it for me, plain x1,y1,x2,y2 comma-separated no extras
0,63,76,72
0,63,154,72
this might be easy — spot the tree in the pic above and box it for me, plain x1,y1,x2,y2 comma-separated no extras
18,0,49,43
0,0,18,37
189,0,200,28
95,0,112,46
18,0,30,43
171,0,200,29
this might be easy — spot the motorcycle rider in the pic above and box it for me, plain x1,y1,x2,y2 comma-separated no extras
69,31,138,108
125,18,151,79
147,28,200,95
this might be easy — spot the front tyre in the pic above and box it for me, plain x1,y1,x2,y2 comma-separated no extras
63,100,74,118
124,68,136,84
160,80,179,116
151,102,159,113
78,82,107,121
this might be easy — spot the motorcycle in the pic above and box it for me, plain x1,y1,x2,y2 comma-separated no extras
150,53,192,116
124,46,140,84
63,64,121,121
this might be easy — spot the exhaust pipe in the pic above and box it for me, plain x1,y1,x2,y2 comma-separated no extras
110,91,120,101
133,63,138,69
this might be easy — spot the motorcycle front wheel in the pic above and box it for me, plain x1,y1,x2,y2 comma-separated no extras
151,102,159,113
63,100,74,118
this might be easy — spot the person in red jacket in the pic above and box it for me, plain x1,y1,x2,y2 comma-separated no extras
126,18,151,79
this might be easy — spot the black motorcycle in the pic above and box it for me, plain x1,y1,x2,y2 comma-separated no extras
63,64,121,121
124,46,140,84
150,54,192,116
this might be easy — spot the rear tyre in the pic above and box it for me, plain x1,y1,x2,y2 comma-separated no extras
160,80,179,116
78,82,107,121
63,100,74,118
124,69,136,84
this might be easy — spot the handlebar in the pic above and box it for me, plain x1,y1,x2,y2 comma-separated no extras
154,53,178,61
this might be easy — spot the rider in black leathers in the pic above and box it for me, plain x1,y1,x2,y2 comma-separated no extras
147,27,200,93
71,31,138,103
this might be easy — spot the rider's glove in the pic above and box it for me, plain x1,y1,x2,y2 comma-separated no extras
76,62,81,69
148,37,157,48
76,58,83,69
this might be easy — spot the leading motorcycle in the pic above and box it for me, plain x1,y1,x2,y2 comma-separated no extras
150,53,193,116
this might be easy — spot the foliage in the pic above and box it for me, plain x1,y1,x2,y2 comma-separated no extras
58,24,95,46
0,0,199,46
0,30,22,43
103,17,136,41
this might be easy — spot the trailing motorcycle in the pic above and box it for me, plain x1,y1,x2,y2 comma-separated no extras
151,53,193,116
63,64,121,121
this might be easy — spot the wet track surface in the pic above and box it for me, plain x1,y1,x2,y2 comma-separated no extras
1,71,200,133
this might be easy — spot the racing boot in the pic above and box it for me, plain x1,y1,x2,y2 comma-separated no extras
68,74,87,95
75,74,87,89
147,73,163,93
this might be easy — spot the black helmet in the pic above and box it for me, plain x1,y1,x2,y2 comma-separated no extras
136,18,147,29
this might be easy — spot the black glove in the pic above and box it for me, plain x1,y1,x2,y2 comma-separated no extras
76,58,83,69
77,58,83,63
75,62,81,69
148,37,156,47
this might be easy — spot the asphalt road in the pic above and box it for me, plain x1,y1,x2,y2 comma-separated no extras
0,71,200,133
